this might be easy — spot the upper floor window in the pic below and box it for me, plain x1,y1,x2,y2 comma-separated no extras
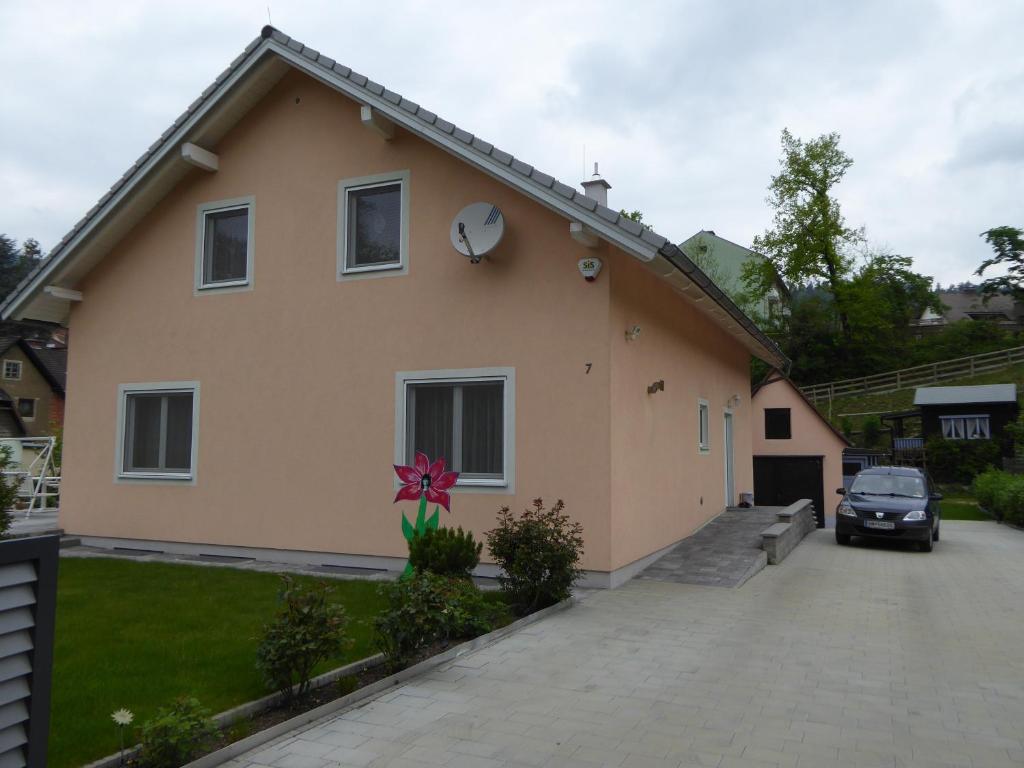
16,398,35,420
338,171,410,279
2,360,21,381
698,399,710,453
196,197,254,292
764,408,792,439
396,367,514,489
940,414,989,441
116,382,200,481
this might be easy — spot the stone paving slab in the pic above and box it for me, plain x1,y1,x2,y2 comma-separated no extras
221,522,1024,768
636,507,782,587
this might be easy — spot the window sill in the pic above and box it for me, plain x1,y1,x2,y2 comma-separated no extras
197,280,251,291
698,447,711,455
117,472,194,483
457,478,507,488
341,262,403,275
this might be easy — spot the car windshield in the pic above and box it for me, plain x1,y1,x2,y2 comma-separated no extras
850,474,926,498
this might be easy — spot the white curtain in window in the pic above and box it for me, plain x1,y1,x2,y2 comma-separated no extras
410,385,454,464
461,383,503,475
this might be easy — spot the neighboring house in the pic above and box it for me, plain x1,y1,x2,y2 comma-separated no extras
680,230,790,322
914,288,1024,333
751,371,850,526
914,384,1019,457
0,26,788,587
0,334,66,437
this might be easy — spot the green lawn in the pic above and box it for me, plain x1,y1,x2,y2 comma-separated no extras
940,498,993,521
51,558,387,768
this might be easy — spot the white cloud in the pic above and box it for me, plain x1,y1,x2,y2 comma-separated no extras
1,0,1020,285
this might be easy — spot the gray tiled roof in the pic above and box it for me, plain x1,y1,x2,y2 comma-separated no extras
1,26,787,367
914,384,1017,406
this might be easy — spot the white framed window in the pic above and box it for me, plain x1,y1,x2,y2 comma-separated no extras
195,197,255,292
2,360,22,381
395,367,514,491
698,399,710,453
16,398,35,421
338,171,410,279
115,382,200,482
940,414,990,441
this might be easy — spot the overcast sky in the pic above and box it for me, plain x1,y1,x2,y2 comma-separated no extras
2,1,1021,286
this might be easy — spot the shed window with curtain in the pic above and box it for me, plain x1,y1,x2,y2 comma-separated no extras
405,378,506,483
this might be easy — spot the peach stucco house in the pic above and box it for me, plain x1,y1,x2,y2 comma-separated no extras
752,372,850,527
2,27,788,587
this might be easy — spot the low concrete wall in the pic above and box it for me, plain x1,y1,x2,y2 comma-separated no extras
760,499,816,565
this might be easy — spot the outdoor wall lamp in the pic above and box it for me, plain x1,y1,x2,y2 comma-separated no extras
728,394,741,408
648,380,665,395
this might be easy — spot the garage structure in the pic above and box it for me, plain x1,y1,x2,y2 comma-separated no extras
752,372,851,527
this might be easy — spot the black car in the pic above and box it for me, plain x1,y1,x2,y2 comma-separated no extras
835,466,942,552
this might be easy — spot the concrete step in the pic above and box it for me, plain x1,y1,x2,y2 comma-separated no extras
59,535,80,549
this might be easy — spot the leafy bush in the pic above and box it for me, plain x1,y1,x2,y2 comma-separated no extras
486,498,583,615
925,438,1001,484
408,526,482,578
0,444,21,536
138,697,217,768
374,571,493,665
861,416,882,448
972,469,1024,525
255,576,350,701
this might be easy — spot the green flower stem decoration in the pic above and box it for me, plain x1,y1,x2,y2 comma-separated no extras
393,452,459,576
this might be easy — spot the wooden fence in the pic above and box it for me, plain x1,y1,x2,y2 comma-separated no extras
802,345,1024,403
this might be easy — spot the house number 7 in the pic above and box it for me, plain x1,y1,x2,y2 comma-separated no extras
585,363,592,374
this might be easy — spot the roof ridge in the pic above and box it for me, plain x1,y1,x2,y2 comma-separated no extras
2,25,787,368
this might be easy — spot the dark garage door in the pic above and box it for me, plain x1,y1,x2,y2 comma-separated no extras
754,456,825,528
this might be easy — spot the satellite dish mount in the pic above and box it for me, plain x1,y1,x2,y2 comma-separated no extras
451,203,505,264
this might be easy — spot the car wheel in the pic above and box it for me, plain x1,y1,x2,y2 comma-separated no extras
920,536,933,553
836,532,851,545
933,524,940,542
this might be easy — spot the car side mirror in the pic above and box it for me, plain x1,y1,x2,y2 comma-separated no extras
836,487,846,495
930,492,943,501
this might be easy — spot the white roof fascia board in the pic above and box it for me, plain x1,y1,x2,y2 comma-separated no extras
264,42,660,265
2,45,279,322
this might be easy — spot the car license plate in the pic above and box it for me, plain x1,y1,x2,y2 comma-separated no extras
864,519,895,530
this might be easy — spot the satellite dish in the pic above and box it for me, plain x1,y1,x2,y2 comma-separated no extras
451,203,504,263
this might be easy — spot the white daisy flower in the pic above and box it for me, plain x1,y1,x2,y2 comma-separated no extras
111,708,134,726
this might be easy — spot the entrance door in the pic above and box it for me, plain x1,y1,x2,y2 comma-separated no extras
723,411,735,507
753,455,825,527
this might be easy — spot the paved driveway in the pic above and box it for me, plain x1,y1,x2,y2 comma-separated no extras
228,523,1024,768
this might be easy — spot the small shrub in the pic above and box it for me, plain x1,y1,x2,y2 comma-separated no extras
861,416,882,448
255,576,350,701
374,572,493,665
138,697,216,768
926,438,1001,484
486,498,584,616
0,445,21,536
971,469,1024,525
972,469,1003,513
839,416,854,438
335,674,358,696
408,526,482,578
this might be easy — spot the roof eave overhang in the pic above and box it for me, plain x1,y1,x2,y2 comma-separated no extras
3,29,789,369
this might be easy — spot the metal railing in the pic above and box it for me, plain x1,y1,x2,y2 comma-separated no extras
802,345,1024,403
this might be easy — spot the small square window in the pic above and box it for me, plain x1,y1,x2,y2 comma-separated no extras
2,360,21,381
698,400,710,453
397,367,514,489
16,398,35,420
339,172,409,278
764,408,792,439
117,383,199,481
196,198,254,292
348,184,401,269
